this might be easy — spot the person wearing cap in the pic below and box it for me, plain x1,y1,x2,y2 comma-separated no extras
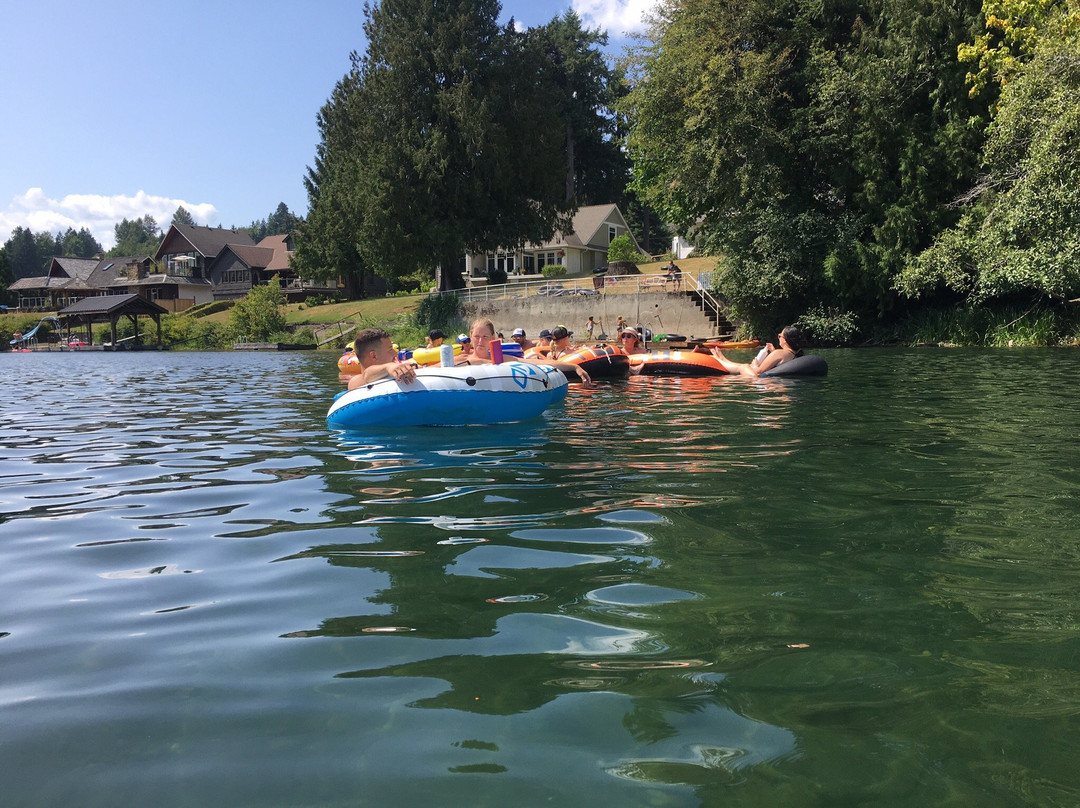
619,327,646,356
456,333,474,358
510,328,535,351
619,326,648,375
537,329,552,347
347,327,417,390
547,325,575,360
428,329,446,347
462,317,593,385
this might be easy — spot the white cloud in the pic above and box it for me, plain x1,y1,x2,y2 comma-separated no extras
573,0,653,37
0,188,219,251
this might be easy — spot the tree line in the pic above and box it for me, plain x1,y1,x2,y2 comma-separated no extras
622,0,1080,341
294,0,1079,343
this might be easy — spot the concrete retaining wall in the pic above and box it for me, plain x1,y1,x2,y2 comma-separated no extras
461,291,720,341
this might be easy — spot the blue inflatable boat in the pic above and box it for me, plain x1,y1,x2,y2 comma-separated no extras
327,362,569,429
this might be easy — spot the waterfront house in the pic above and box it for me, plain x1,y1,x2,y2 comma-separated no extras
463,203,641,282
9,257,104,311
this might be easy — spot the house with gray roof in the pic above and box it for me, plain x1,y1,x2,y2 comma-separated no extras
463,204,641,282
9,257,104,310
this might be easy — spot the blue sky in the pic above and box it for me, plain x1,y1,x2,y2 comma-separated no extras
0,0,651,250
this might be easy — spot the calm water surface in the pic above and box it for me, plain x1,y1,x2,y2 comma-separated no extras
2,349,1080,807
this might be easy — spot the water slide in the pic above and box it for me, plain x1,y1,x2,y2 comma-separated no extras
10,316,61,346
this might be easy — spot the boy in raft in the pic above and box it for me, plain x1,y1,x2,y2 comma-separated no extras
348,328,417,390
711,325,803,376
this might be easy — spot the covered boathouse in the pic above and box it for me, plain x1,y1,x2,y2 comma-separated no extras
57,294,168,350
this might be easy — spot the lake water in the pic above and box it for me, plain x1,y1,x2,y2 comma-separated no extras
2,348,1079,807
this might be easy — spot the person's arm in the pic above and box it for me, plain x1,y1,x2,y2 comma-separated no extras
750,348,791,375
349,360,417,389
530,357,593,386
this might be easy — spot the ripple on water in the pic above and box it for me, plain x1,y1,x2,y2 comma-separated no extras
510,526,653,545
585,583,697,606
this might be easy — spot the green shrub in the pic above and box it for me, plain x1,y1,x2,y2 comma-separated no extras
607,234,641,264
228,277,287,341
487,266,508,285
795,307,859,347
413,291,462,333
541,264,567,278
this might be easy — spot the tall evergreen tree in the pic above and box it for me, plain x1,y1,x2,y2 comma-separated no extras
60,227,102,258
0,247,13,305
171,206,196,228
35,232,60,268
110,215,161,257
298,0,574,292
5,227,42,279
529,11,630,207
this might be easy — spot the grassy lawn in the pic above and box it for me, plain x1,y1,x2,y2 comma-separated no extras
285,296,419,326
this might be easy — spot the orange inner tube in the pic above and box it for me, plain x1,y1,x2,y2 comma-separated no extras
629,350,728,376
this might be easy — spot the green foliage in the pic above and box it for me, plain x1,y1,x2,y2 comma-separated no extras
186,299,235,318
882,304,1069,346
901,15,1080,306
530,11,631,207
795,307,859,347
0,248,12,305
244,203,302,243
413,292,463,333
59,227,102,258
622,0,987,336
110,215,160,257
607,234,640,264
159,314,232,350
170,206,196,228
541,264,567,278
1,313,57,347
486,266,508,286
228,276,287,341
5,227,44,278
301,0,623,295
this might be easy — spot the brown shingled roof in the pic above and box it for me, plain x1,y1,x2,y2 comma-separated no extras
155,223,255,260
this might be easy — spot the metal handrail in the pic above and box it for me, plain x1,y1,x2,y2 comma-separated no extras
682,272,726,328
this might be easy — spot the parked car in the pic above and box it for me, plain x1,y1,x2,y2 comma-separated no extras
535,284,565,296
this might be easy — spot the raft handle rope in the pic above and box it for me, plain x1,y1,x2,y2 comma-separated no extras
363,367,556,392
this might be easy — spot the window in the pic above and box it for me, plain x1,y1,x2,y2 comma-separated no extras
609,226,617,244
223,269,251,284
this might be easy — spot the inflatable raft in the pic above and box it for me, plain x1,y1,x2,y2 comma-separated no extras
630,350,728,377
760,354,828,377
700,339,761,350
327,362,568,429
338,350,361,374
558,345,630,379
